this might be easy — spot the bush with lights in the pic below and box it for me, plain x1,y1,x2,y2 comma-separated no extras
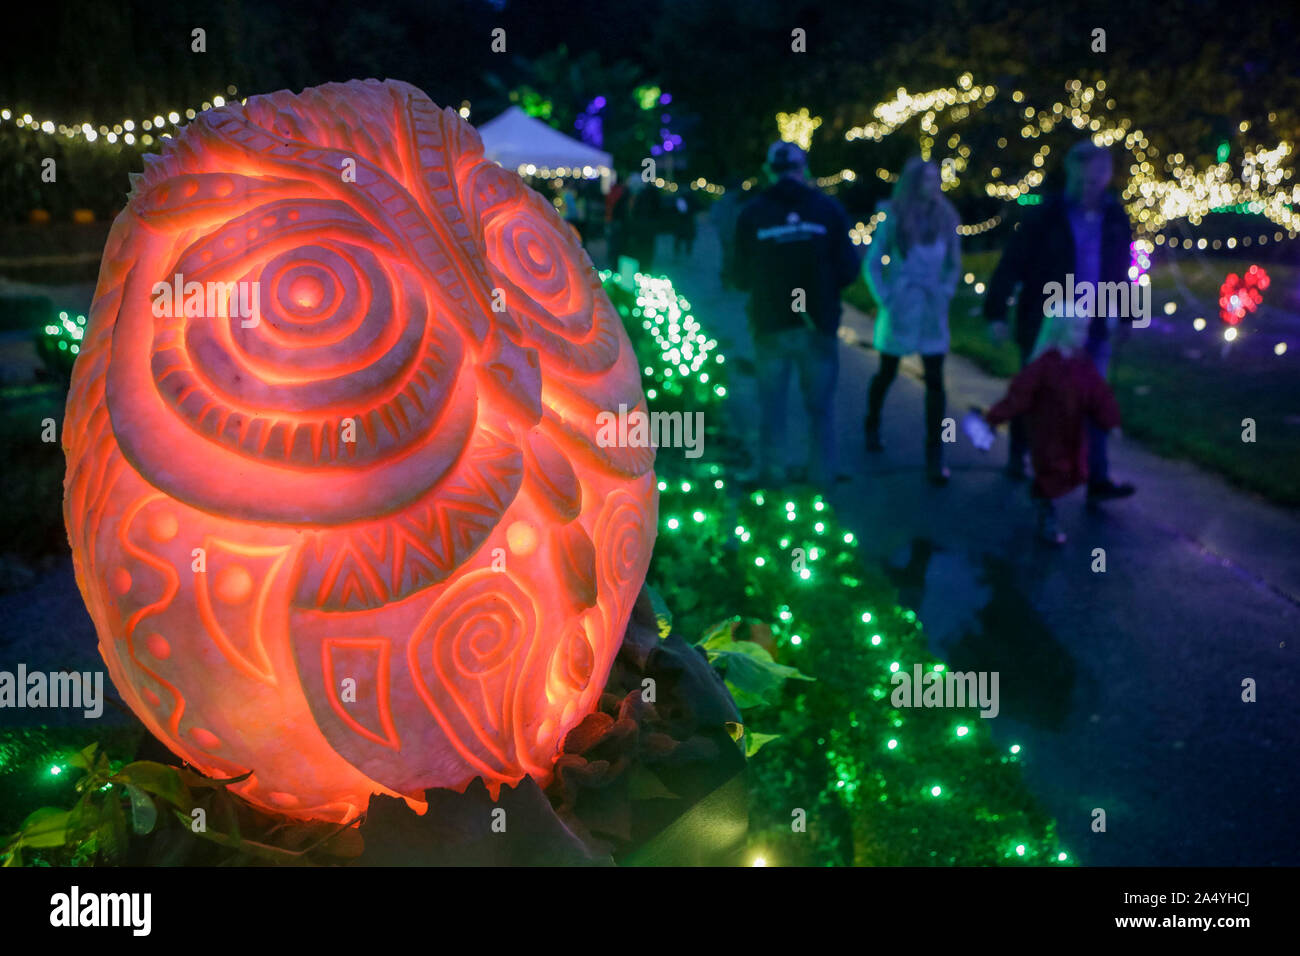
603,271,1068,866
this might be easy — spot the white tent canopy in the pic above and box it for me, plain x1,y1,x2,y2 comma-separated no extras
475,106,612,178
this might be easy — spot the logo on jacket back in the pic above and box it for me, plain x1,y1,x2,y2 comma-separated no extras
757,212,827,242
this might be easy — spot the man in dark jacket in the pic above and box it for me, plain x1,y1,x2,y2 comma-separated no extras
734,142,860,487
983,141,1136,503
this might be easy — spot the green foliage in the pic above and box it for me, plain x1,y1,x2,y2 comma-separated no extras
1,744,362,866
697,619,814,710
609,272,1070,866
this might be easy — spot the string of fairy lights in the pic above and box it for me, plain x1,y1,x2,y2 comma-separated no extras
835,74,1297,248
1,88,239,146
7,73,1294,240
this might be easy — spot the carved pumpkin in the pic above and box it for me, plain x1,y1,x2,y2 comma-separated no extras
62,79,658,823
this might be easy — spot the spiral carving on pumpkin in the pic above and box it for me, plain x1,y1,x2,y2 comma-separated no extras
62,79,658,821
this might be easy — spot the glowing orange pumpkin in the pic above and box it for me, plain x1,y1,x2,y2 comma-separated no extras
62,79,658,823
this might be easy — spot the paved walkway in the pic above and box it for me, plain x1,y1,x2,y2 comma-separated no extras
625,221,1300,866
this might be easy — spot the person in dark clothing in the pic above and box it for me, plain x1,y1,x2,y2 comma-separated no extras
733,141,861,487
983,141,1136,505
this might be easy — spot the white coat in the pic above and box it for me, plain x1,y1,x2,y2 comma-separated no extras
865,202,960,356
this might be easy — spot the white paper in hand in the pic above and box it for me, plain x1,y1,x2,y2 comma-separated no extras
962,409,996,452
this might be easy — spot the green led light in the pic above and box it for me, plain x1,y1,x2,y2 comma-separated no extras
844,532,855,544
714,479,724,489
666,517,680,529
50,765,62,776
871,634,882,645
1010,744,1021,754
889,661,900,672
861,612,872,623
1016,844,1026,856
791,635,802,645
814,522,825,533
956,725,969,737
887,738,898,750
799,569,811,580
1058,852,1067,861
930,786,942,797
657,480,667,491
754,556,766,567
692,510,705,523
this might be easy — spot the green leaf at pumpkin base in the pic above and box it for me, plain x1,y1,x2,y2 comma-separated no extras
698,617,739,652
745,731,781,758
125,784,158,835
16,807,71,849
644,583,674,638
706,637,815,709
67,742,99,773
111,762,193,810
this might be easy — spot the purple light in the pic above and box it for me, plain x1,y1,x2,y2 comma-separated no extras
664,141,674,152
593,95,607,109
659,93,672,105
651,145,663,156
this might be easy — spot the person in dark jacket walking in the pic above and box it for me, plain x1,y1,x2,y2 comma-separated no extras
983,140,1136,505
734,142,860,487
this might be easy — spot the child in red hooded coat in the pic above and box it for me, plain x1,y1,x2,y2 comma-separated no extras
983,313,1122,544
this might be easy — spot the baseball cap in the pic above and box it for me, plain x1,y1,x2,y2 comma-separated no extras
766,141,807,174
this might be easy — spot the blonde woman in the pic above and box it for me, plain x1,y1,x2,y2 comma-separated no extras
864,157,961,484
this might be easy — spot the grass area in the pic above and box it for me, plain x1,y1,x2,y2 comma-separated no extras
846,250,1300,506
